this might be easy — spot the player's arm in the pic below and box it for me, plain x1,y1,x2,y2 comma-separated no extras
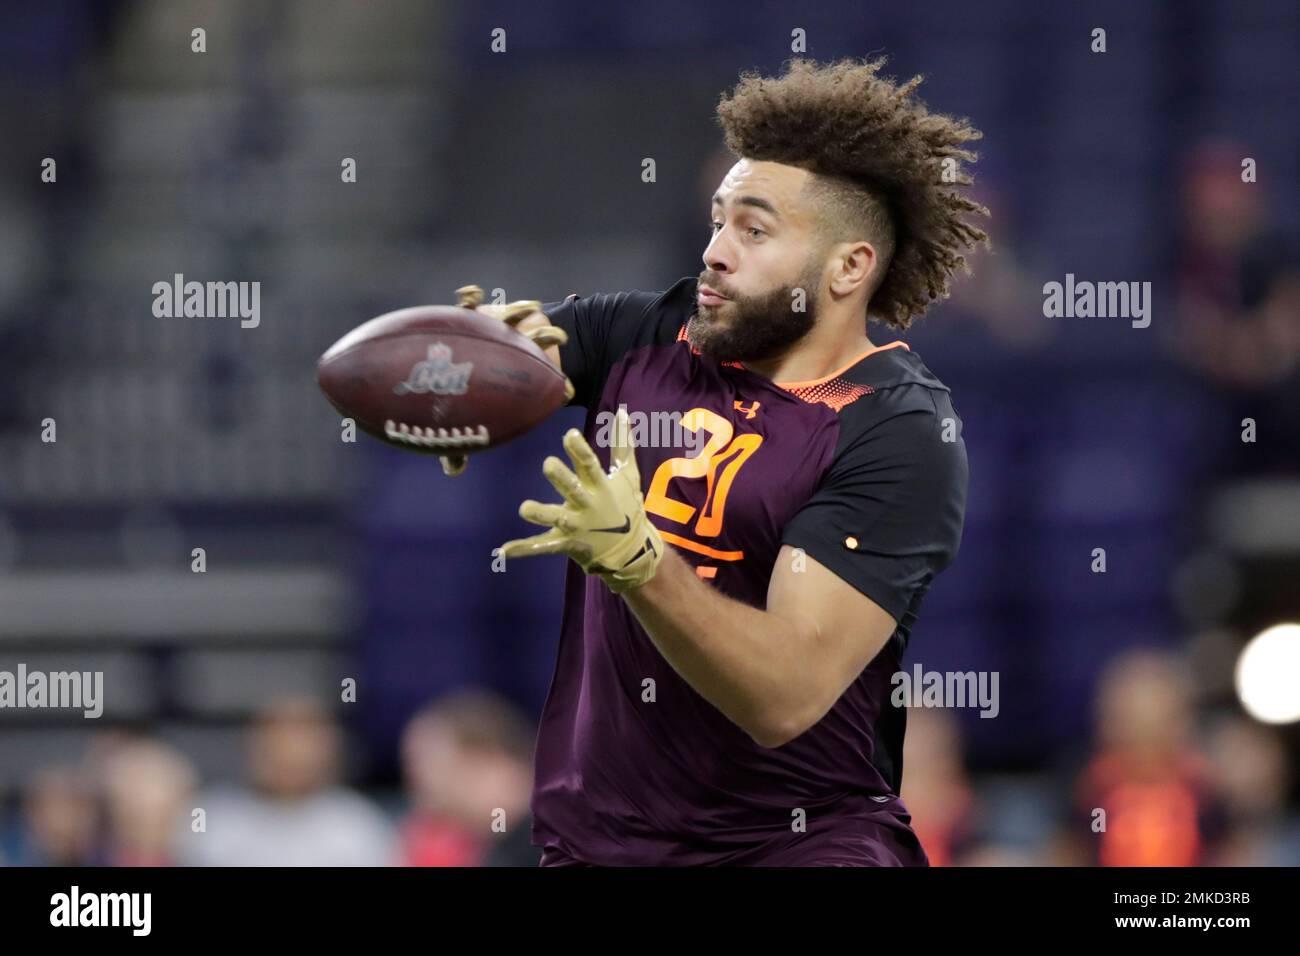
500,396,966,748
625,400,966,747
622,545,896,748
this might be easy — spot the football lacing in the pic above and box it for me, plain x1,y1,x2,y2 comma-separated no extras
383,421,490,448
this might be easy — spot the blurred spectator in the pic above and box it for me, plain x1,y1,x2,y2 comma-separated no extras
180,698,396,866
901,708,982,866
99,737,196,867
6,766,99,866
400,689,538,867
1170,141,1300,394
1203,712,1300,866
1066,650,1227,866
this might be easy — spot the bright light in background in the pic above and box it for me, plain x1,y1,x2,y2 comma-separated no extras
1236,623,1300,724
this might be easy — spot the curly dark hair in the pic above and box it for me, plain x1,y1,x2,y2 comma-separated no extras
715,57,989,329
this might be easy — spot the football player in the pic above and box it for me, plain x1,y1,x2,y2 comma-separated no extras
451,57,987,866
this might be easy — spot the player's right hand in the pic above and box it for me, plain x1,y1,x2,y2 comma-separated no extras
439,285,575,477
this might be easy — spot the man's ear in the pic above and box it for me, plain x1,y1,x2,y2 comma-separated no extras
828,240,879,298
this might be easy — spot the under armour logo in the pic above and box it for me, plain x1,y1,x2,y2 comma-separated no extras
733,400,761,420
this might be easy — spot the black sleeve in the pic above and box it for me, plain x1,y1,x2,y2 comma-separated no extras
780,387,969,623
541,280,692,408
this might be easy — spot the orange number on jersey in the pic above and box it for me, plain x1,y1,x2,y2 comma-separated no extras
694,433,762,536
644,407,762,538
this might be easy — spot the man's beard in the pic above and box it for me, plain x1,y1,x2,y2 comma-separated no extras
688,265,820,364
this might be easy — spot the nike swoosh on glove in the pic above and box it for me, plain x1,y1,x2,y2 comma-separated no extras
499,406,664,594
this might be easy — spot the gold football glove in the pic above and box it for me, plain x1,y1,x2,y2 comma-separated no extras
439,284,575,477
500,406,663,594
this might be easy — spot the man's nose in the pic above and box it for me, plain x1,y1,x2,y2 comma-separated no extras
703,233,735,275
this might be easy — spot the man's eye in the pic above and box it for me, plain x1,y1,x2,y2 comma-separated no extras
708,221,764,238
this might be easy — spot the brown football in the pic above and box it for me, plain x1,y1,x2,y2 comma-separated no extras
316,304,567,454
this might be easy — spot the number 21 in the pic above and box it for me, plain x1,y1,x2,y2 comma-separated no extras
644,407,762,538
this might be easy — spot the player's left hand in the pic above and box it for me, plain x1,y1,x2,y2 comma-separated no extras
500,406,663,594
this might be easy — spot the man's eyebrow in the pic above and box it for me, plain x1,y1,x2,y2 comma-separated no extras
711,192,782,220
